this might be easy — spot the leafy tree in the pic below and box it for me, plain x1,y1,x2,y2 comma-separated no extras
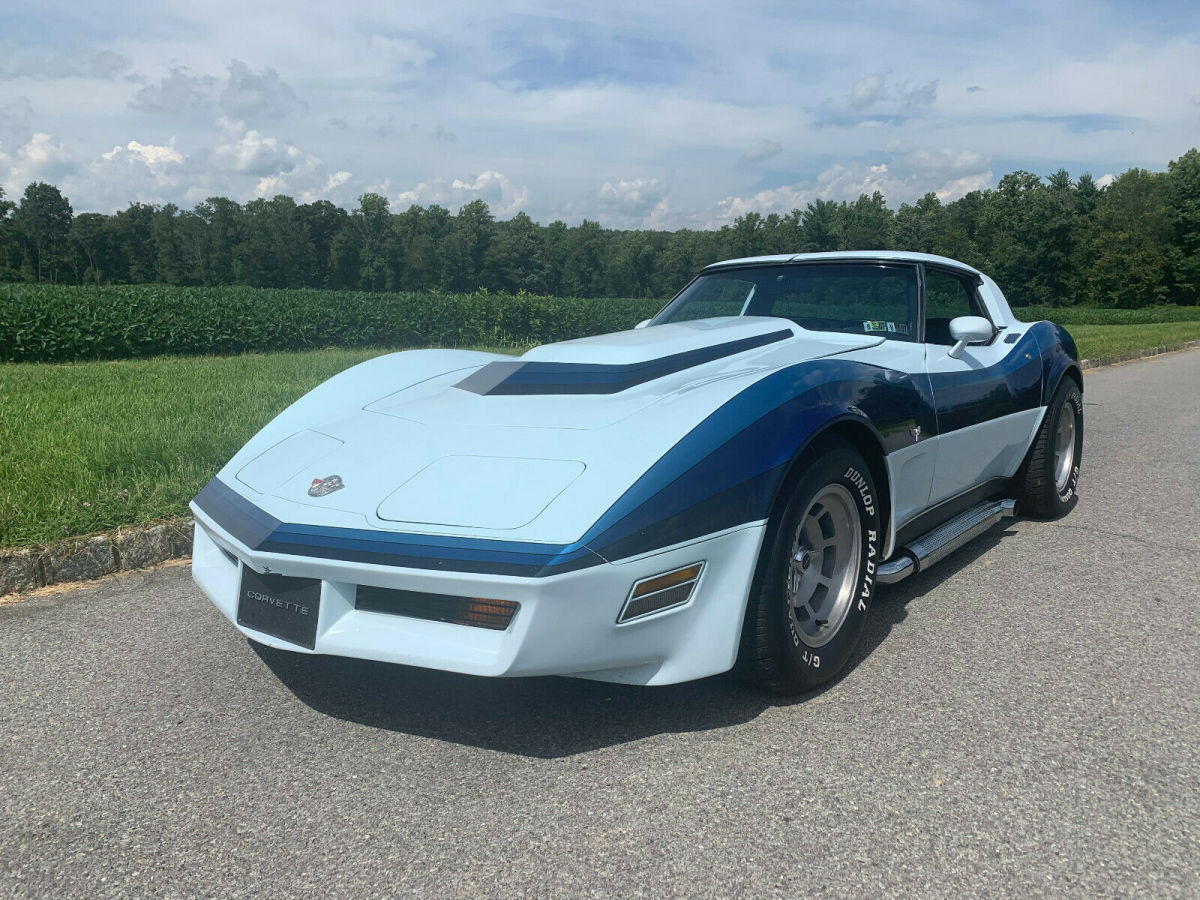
1074,173,1100,216
540,220,569,296
151,204,193,285
327,219,363,290
894,193,944,254
107,203,157,283
440,199,495,292
393,204,448,291
193,197,243,285
1086,169,1172,307
68,213,110,283
559,219,607,297
606,230,661,297
0,186,22,279
721,212,766,260
296,200,347,287
838,191,893,250
1165,148,1200,304
800,199,840,252
354,192,395,291
486,211,547,293
13,182,73,281
3,147,1200,307
237,195,311,288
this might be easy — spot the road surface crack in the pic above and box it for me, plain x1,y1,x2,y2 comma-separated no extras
1042,521,1198,554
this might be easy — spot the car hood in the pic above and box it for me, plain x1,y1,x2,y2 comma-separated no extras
223,318,883,544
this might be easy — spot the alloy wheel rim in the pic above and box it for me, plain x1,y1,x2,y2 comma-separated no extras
1053,403,1076,494
787,483,862,649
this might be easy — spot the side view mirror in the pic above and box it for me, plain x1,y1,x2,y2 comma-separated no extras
634,319,652,329
947,316,994,359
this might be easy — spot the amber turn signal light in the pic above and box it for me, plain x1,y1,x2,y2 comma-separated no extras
618,562,704,623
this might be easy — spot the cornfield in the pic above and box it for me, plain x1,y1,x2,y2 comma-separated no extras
0,284,663,363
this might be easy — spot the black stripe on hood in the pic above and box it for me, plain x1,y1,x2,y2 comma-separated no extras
455,328,794,396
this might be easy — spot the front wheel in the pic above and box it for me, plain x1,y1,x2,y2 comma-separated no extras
737,439,882,694
1017,379,1083,518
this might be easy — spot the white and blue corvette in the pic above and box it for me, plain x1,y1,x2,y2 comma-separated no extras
191,252,1083,693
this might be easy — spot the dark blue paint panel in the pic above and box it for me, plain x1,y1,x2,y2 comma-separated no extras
194,479,281,549
1034,321,1082,403
579,359,933,561
455,329,793,395
193,478,604,577
927,330,1044,433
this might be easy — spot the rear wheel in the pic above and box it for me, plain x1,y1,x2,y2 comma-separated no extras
737,440,882,694
1017,379,1083,518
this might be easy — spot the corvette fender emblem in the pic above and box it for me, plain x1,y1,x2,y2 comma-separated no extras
308,475,345,497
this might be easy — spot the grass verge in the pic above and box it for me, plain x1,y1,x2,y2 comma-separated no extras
0,346,527,548
1067,322,1200,360
2,324,1196,548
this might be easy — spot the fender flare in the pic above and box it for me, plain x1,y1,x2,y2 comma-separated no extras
759,412,894,568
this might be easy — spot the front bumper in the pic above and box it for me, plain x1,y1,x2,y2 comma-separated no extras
191,509,767,686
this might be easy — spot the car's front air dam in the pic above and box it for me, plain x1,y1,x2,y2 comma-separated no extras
191,513,768,686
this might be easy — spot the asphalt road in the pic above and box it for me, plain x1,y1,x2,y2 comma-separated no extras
3,350,1198,899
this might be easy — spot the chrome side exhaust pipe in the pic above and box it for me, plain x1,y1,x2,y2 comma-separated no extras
878,499,1017,585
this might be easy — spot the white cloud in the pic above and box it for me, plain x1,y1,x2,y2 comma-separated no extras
130,67,217,113
395,170,530,217
220,60,306,120
0,50,130,80
597,177,670,225
740,139,783,165
300,170,352,203
100,140,185,183
0,97,34,150
712,153,994,225
71,139,189,207
900,79,938,107
256,166,354,203
365,36,436,78
904,148,989,176
2,133,78,194
4,1,1198,223
131,61,303,120
211,117,303,176
850,74,889,110
849,73,937,110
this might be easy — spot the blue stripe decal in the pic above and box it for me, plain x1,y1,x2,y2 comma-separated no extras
455,329,793,395
193,478,604,577
195,327,1074,574
580,329,1069,561
579,359,930,560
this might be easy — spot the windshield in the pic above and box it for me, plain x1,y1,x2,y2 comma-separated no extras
652,263,919,342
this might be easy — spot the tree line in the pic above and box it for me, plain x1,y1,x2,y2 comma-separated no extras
1,148,1197,307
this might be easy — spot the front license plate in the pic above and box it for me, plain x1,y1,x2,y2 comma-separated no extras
237,568,321,649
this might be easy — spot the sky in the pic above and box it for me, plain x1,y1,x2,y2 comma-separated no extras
1,0,1198,229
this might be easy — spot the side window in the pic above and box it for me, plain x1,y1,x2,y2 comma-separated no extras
924,268,989,346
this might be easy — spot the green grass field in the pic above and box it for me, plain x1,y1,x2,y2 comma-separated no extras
2,321,1197,549
1062,322,1200,359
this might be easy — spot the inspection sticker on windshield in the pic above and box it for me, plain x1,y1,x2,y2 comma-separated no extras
863,320,901,333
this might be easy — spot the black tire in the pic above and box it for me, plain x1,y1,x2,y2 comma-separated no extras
1016,378,1083,519
736,438,883,694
